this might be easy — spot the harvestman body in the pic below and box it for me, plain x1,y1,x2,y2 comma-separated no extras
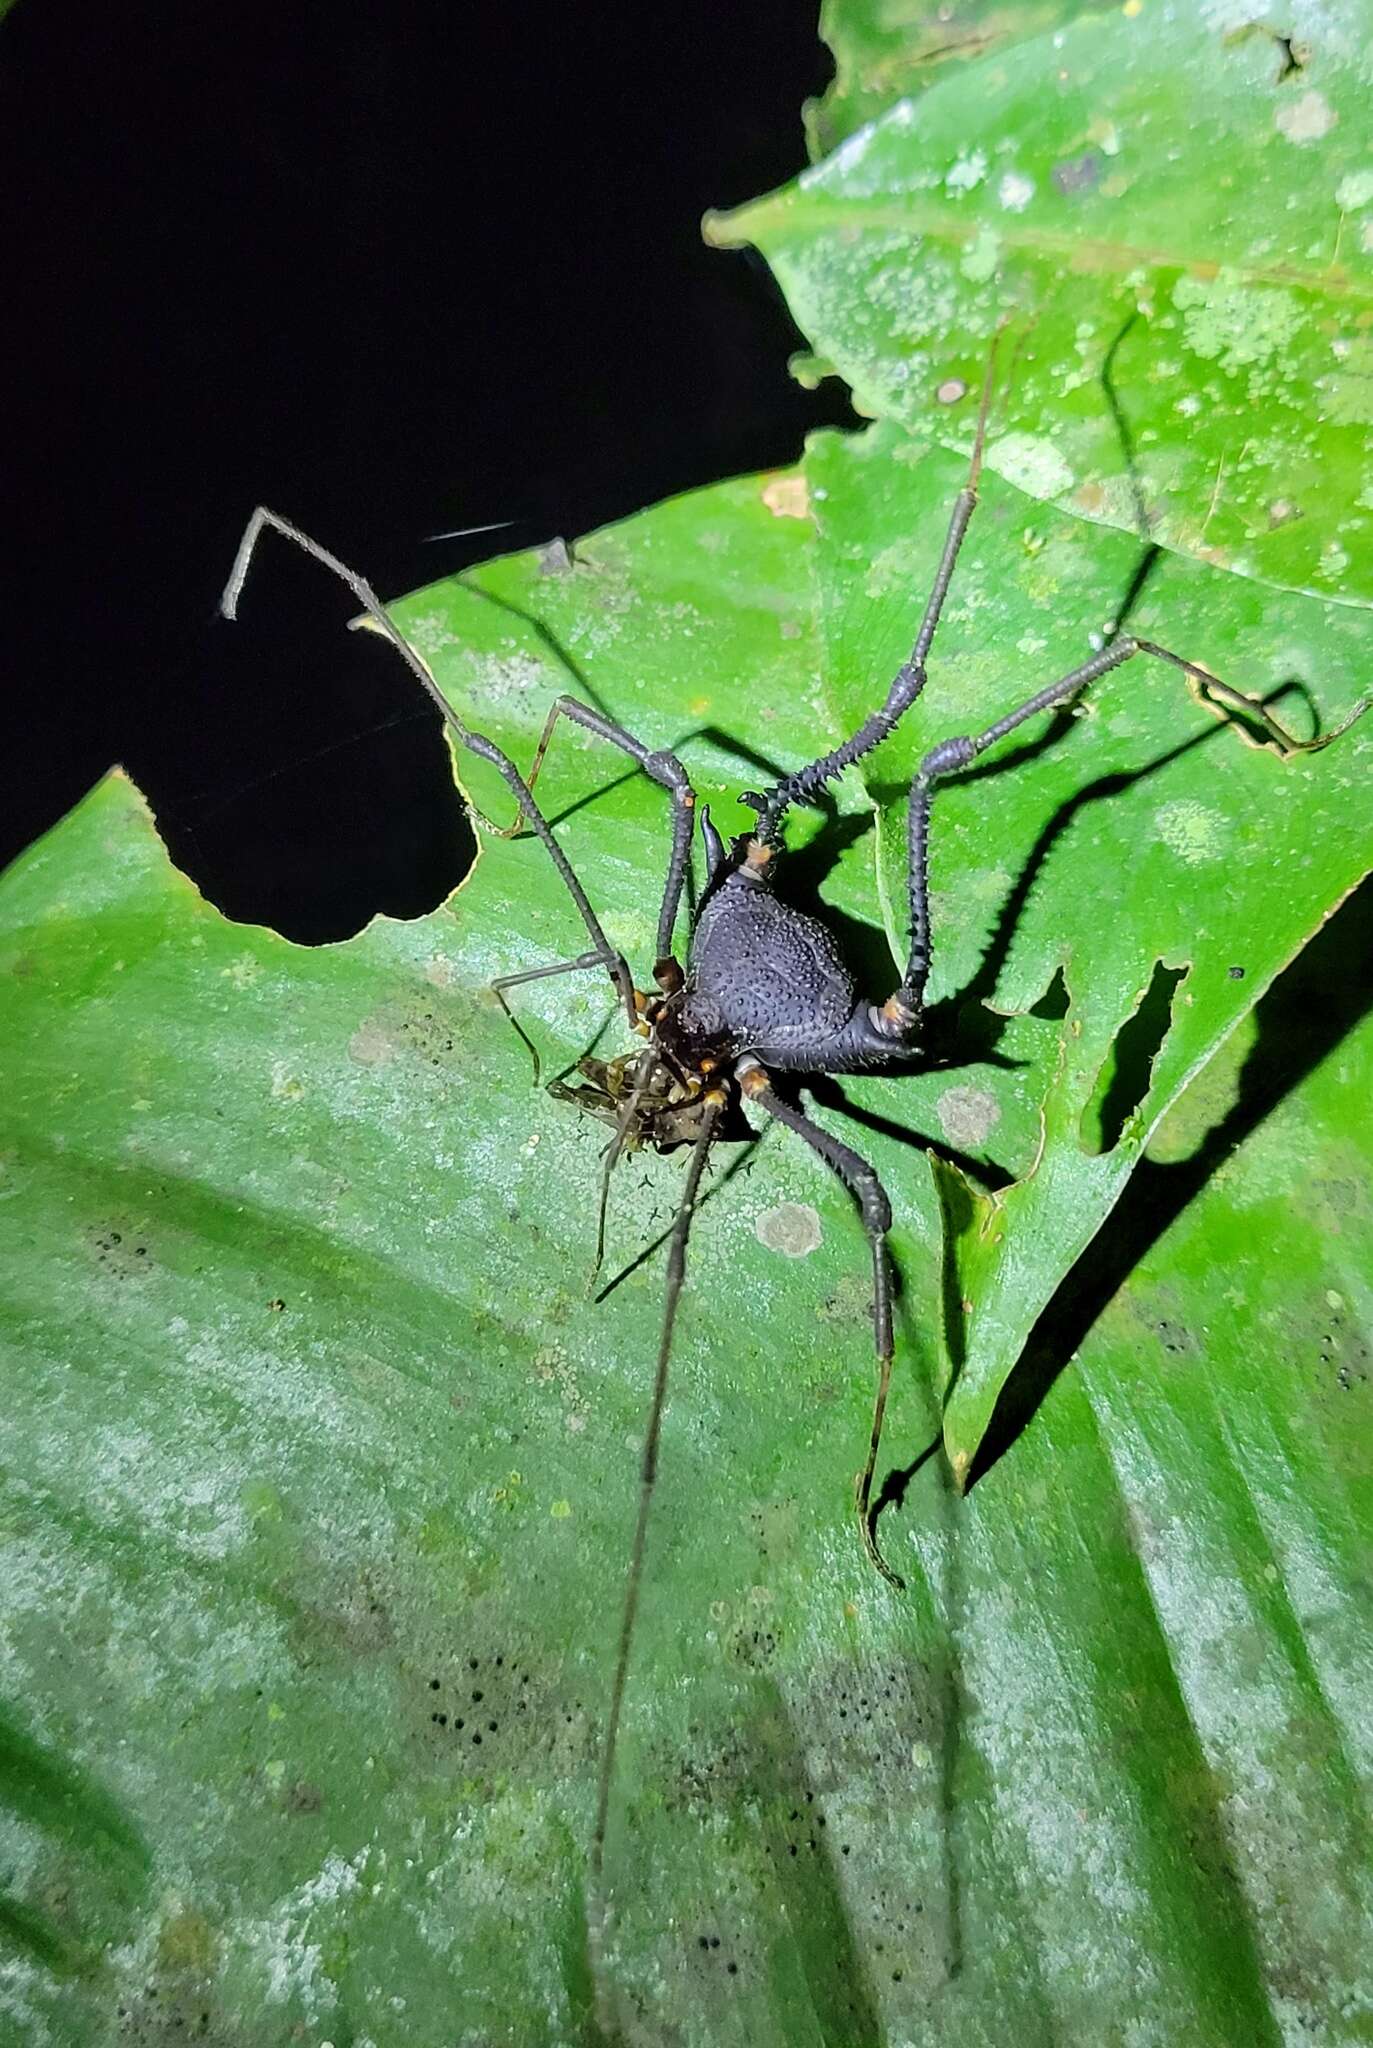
220,356,1364,1909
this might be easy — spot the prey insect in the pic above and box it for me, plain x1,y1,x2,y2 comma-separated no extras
220,348,1363,1924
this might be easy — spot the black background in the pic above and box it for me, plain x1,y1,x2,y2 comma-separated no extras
1,0,853,938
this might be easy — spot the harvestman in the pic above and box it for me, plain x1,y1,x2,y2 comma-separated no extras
220,356,1365,1902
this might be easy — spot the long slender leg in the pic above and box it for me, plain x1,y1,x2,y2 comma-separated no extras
590,1095,721,1922
1133,638,1372,757
220,508,639,1025
886,634,1372,1029
736,1056,904,1590
590,1047,660,1291
492,695,698,971
491,948,619,1085
755,341,1000,842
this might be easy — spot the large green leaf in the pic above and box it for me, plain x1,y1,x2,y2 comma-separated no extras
2,451,1370,2041
802,421,1372,1473
712,0,1373,604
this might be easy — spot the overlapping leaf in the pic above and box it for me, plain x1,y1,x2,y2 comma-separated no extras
713,0,1373,603
804,0,1098,158
802,421,1373,1472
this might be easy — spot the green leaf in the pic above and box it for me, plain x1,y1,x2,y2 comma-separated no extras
802,421,1372,1475
2,454,1371,2039
805,0,1099,159
712,0,1373,604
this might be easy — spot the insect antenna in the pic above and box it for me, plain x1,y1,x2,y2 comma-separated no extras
589,1096,721,1945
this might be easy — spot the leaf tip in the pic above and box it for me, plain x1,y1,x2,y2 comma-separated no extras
701,201,762,252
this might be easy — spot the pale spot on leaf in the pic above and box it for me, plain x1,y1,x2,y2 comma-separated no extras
997,169,1035,213
988,432,1075,499
762,475,810,520
1275,90,1336,145
755,1202,823,1258
349,1019,397,1067
1154,800,1228,865
938,1085,1001,1150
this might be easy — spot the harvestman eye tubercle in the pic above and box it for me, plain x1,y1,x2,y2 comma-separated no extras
219,348,1367,1919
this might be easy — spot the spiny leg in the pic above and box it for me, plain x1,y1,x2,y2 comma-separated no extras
491,694,698,971
590,1096,721,1926
220,508,638,1025
755,339,1001,842
736,1056,903,1590
886,635,1373,1029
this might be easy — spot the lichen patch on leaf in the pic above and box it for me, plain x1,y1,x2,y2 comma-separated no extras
1275,88,1337,144
755,1201,824,1258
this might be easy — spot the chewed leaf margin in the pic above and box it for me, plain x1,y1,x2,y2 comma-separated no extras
712,0,1373,605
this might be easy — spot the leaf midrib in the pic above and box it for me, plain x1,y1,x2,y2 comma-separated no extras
707,194,1370,305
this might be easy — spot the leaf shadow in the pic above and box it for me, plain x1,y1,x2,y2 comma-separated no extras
872,674,1312,1066
639,1666,890,2039
805,1075,1012,1195
730,1671,888,2043
965,867,1373,1488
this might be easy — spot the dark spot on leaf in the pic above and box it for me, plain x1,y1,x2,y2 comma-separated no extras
1051,150,1102,194
728,1624,778,1667
86,1223,155,1282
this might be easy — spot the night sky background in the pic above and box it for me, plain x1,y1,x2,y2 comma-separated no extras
1,0,853,939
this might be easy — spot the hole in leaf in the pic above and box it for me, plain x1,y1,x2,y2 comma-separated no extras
1079,961,1189,1155
1027,965,1070,1021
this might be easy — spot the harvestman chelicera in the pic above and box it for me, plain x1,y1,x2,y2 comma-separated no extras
220,351,1367,1903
